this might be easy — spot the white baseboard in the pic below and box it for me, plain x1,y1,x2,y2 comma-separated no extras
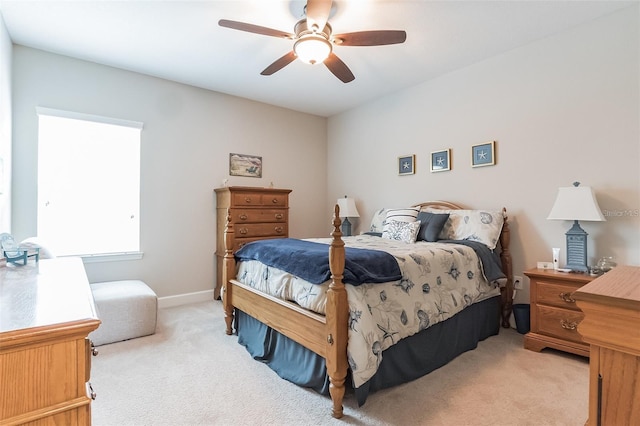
158,290,215,309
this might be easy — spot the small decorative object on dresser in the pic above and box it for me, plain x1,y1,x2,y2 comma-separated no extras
573,265,640,425
523,268,595,357
214,186,291,299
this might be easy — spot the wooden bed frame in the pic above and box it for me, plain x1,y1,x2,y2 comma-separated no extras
221,201,513,418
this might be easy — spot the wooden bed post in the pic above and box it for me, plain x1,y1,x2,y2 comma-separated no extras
499,208,513,328
325,205,349,419
222,209,235,335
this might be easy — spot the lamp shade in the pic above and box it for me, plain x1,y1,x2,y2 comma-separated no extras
547,183,605,222
337,197,360,218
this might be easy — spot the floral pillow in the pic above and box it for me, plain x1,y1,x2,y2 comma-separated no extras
369,208,390,233
382,220,420,243
435,209,504,250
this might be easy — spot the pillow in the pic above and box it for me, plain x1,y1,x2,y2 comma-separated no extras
382,220,420,243
416,212,450,242
436,209,504,250
369,208,389,233
384,207,420,223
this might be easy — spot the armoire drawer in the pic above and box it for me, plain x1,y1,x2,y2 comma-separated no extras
231,192,288,207
230,208,287,223
236,223,288,238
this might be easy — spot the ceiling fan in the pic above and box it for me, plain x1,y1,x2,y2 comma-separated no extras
218,0,407,83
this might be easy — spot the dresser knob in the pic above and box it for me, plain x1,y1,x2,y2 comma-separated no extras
244,197,252,203
275,226,284,234
559,292,576,303
272,198,279,204
275,213,283,220
239,228,248,235
560,319,578,330
239,214,248,221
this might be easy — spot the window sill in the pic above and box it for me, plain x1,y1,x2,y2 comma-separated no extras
65,252,144,264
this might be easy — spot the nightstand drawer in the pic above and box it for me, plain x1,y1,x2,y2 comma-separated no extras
537,281,581,310
230,208,287,223
537,305,585,344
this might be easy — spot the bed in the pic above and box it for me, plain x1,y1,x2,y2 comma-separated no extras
220,201,513,418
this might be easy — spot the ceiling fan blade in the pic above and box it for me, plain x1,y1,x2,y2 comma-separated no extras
324,53,355,83
306,0,332,31
333,30,407,46
261,51,297,76
218,19,293,39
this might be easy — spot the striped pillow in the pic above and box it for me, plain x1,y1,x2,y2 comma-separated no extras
385,207,420,223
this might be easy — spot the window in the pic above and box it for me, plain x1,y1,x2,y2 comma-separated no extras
37,107,143,260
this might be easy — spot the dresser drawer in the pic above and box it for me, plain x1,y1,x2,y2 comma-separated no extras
536,281,581,311
537,305,585,344
236,223,288,238
231,208,287,223
234,236,286,251
231,192,288,207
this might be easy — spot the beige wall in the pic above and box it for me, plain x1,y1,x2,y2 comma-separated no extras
327,7,640,302
11,47,328,299
0,13,11,233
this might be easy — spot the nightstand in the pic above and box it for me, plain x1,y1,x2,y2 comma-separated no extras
523,268,596,357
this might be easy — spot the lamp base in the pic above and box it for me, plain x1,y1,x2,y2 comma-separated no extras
341,217,352,237
565,220,589,272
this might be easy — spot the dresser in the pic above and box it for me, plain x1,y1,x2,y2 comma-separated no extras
214,186,292,299
573,266,640,425
523,268,594,357
0,257,101,425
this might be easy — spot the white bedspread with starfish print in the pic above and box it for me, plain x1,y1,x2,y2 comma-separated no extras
235,234,501,388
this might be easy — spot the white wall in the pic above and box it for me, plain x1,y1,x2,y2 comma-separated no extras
0,12,11,233
327,7,640,302
11,47,328,298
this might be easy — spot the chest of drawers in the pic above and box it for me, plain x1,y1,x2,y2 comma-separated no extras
214,186,292,299
523,268,594,357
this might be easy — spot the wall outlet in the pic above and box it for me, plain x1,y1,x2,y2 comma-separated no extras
513,275,524,290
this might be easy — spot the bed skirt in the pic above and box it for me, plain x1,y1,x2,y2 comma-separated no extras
236,295,501,406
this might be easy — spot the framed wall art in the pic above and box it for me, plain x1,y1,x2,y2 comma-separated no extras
398,154,415,175
430,149,451,172
471,141,496,167
229,153,262,178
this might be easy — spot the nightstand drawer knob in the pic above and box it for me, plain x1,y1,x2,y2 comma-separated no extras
559,292,576,303
560,319,578,330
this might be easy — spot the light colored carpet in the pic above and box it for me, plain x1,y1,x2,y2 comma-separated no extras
91,301,589,425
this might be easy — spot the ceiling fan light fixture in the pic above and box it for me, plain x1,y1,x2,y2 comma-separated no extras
294,35,332,65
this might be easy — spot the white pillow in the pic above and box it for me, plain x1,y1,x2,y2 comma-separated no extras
436,209,504,250
382,220,420,243
384,207,420,223
369,208,390,233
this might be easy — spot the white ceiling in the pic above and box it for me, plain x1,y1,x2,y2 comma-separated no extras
0,1,635,117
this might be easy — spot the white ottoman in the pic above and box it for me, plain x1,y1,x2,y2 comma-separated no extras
89,280,158,346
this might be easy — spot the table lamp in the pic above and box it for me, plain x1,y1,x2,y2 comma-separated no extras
547,182,605,272
336,196,360,236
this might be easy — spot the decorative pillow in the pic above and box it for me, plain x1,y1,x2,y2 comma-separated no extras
384,207,420,223
382,220,420,243
416,212,450,242
369,208,389,233
436,209,504,250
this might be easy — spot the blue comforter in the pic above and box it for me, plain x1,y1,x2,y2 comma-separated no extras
234,238,402,286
